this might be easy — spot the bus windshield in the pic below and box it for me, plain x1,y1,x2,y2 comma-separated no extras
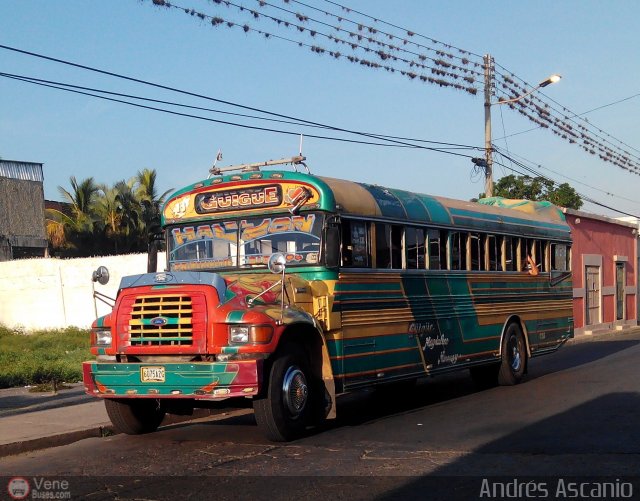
168,212,323,271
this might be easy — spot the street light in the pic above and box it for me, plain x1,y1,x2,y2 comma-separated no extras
482,53,561,197
496,74,562,105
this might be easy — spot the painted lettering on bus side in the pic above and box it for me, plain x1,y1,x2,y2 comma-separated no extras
439,352,459,365
408,321,437,335
422,334,450,350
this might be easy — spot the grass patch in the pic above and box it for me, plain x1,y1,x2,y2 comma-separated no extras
0,325,91,389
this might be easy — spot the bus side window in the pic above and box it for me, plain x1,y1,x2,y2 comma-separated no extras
375,223,391,269
533,240,547,272
469,233,482,270
342,220,370,268
520,238,531,271
391,225,403,269
449,232,466,270
427,229,443,270
484,235,498,271
406,227,425,269
551,243,570,271
503,236,516,271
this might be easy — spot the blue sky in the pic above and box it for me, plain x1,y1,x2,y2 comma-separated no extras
1,0,639,218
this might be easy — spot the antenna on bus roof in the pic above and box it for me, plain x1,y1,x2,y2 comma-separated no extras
299,134,304,157
208,155,311,176
207,150,223,179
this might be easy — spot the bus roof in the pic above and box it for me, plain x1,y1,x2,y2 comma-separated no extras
162,170,570,240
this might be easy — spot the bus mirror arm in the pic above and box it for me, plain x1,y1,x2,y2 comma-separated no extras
248,253,290,324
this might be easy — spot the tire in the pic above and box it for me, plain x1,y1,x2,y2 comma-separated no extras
104,399,166,435
253,345,316,442
497,323,527,386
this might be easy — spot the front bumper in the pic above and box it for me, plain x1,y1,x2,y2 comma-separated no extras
83,360,261,399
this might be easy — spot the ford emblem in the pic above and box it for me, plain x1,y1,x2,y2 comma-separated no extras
150,316,168,326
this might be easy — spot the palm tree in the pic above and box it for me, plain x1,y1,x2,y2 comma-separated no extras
94,185,122,253
46,177,100,255
58,176,100,234
135,168,173,230
114,178,143,252
47,171,172,256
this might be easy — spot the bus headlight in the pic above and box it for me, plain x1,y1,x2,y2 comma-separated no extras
230,326,249,344
93,329,112,346
229,325,273,344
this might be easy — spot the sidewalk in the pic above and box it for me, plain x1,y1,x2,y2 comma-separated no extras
1,327,638,458
0,383,230,458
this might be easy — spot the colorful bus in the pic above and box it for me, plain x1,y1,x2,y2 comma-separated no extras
83,157,573,441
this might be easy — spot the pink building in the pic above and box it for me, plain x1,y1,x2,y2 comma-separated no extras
563,209,638,335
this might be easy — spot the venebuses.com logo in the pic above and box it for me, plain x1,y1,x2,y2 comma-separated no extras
7,477,30,500
7,477,71,500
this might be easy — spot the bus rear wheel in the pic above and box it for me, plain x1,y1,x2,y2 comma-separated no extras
498,323,527,385
105,398,166,435
253,346,315,442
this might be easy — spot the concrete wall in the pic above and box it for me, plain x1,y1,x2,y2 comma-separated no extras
0,253,165,331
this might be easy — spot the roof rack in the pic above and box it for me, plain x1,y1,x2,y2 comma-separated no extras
208,155,309,177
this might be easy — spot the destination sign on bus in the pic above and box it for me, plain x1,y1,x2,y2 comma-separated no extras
195,185,282,214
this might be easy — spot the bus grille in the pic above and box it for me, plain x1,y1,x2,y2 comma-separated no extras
129,295,193,346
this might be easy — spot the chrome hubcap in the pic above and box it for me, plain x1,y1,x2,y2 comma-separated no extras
282,365,308,419
510,336,522,371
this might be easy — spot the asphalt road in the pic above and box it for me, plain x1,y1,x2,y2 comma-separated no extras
2,330,640,500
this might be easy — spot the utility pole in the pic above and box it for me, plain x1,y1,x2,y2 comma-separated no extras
481,54,560,198
483,53,494,198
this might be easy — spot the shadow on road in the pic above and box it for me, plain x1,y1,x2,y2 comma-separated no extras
375,392,640,500
171,336,640,442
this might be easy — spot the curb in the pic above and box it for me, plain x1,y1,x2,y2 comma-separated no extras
0,425,114,458
0,408,223,458
568,326,640,345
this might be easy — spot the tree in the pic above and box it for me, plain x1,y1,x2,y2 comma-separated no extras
489,174,583,209
46,176,101,255
135,168,173,239
46,170,172,257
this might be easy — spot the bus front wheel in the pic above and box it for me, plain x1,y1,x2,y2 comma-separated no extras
253,346,314,442
104,398,166,434
498,323,527,385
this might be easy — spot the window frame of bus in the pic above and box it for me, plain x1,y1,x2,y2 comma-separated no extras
165,212,325,271
337,217,571,276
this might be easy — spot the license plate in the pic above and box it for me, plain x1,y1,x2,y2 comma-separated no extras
141,366,165,383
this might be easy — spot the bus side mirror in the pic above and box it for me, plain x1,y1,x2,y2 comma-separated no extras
147,225,164,273
324,226,340,268
92,266,110,285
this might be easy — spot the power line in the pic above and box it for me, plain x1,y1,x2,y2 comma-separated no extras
0,72,419,148
147,0,481,95
278,0,484,70
148,0,640,176
492,150,640,218
493,64,640,173
580,91,640,116
493,91,640,141
0,44,479,155
493,145,640,207
319,0,484,60
0,69,478,157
